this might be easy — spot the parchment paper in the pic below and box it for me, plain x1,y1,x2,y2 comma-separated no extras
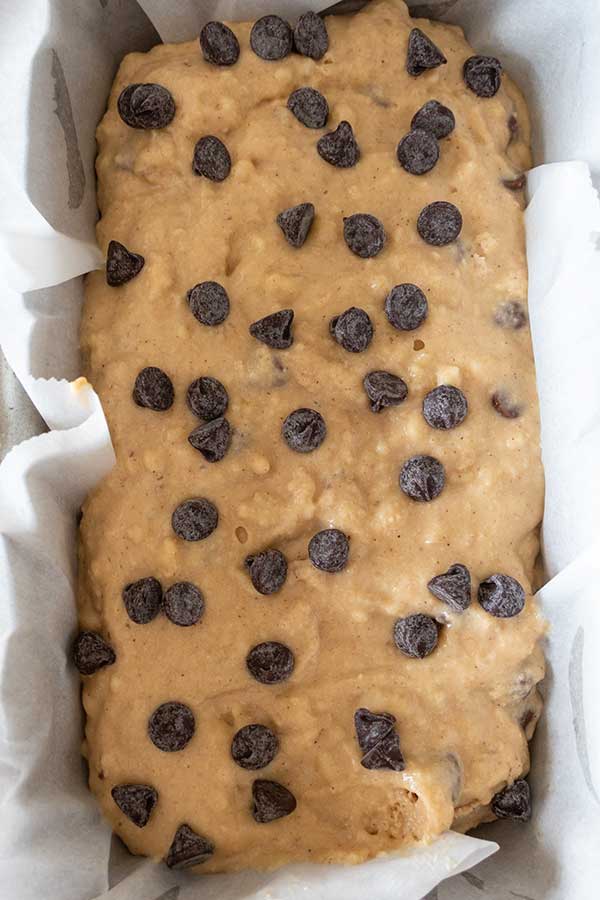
0,2,599,899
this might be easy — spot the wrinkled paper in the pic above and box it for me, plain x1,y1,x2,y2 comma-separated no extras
0,2,599,899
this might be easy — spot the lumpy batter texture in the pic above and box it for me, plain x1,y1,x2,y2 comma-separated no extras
79,0,545,872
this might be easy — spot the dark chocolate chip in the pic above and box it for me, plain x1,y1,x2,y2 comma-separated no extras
343,213,386,258
354,707,396,753
406,28,447,76
187,281,230,326
361,732,405,771
317,121,360,168
393,613,439,658
122,577,163,624
73,631,116,675
423,384,468,429
491,390,521,419
166,824,214,869
163,582,205,626
199,21,240,66
397,128,439,175
411,99,455,139
417,201,462,246
494,301,527,329
464,55,503,98
363,371,408,413
503,173,526,191
106,240,145,287
250,15,293,60
187,376,228,421
252,779,297,823
478,573,526,618
385,283,428,331
250,309,294,349
133,367,174,412
245,549,288,595
287,86,329,128
282,408,326,453
276,203,315,248
399,454,445,502
117,83,175,129
508,114,519,142
188,417,231,463
293,11,328,59
428,563,471,613
172,498,219,542
111,784,158,828
330,307,373,352
231,724,279,769
246,641,295,684
192,135,231,182
148,701,195,752
308,528,349,573
491,778,531,822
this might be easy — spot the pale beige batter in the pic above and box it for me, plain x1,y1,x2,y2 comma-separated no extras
79,0,545,872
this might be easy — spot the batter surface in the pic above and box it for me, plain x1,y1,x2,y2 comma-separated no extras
78,0,545,872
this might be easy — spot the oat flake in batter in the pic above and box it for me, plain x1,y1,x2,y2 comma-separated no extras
78,0,545,872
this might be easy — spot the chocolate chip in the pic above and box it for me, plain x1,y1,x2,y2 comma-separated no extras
117,83,175,129
464,55,503,98
250,15,293,61
122,577,163,624
478,573,526,618
187,281,230,326
343,213,386,258
166,824,214,869
133,367,174,412
293,11,328,59
308,528,349,573
317,121,360,168
428,564,471,613
148,701,195,752
73,631,116,675
252,779,297,823
250,309,294,349
494,301,527,329
246,641,295,684
287,87,329,128
276,203,315,248
354,707,396,753
491,779,531,822
363,371,408,413
187,376,228,421
406,28,446,76
411,99,455,139
393,614,439,658
330,307,373,352
199,21,240,66
397,128,439,175
172,498,219,541
417,201,462,246
192,135,231,182
503,173,526,191
111,784,158,828
491,390,521,419
423,385,468,429
385,283,428,331
188,417,231,463
361,732,405,771
399,455,445,502
106,240,144,286
231,724,279,769
245,549,288,595
508,114,519,142
163,582,205,626
282,408,326,453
